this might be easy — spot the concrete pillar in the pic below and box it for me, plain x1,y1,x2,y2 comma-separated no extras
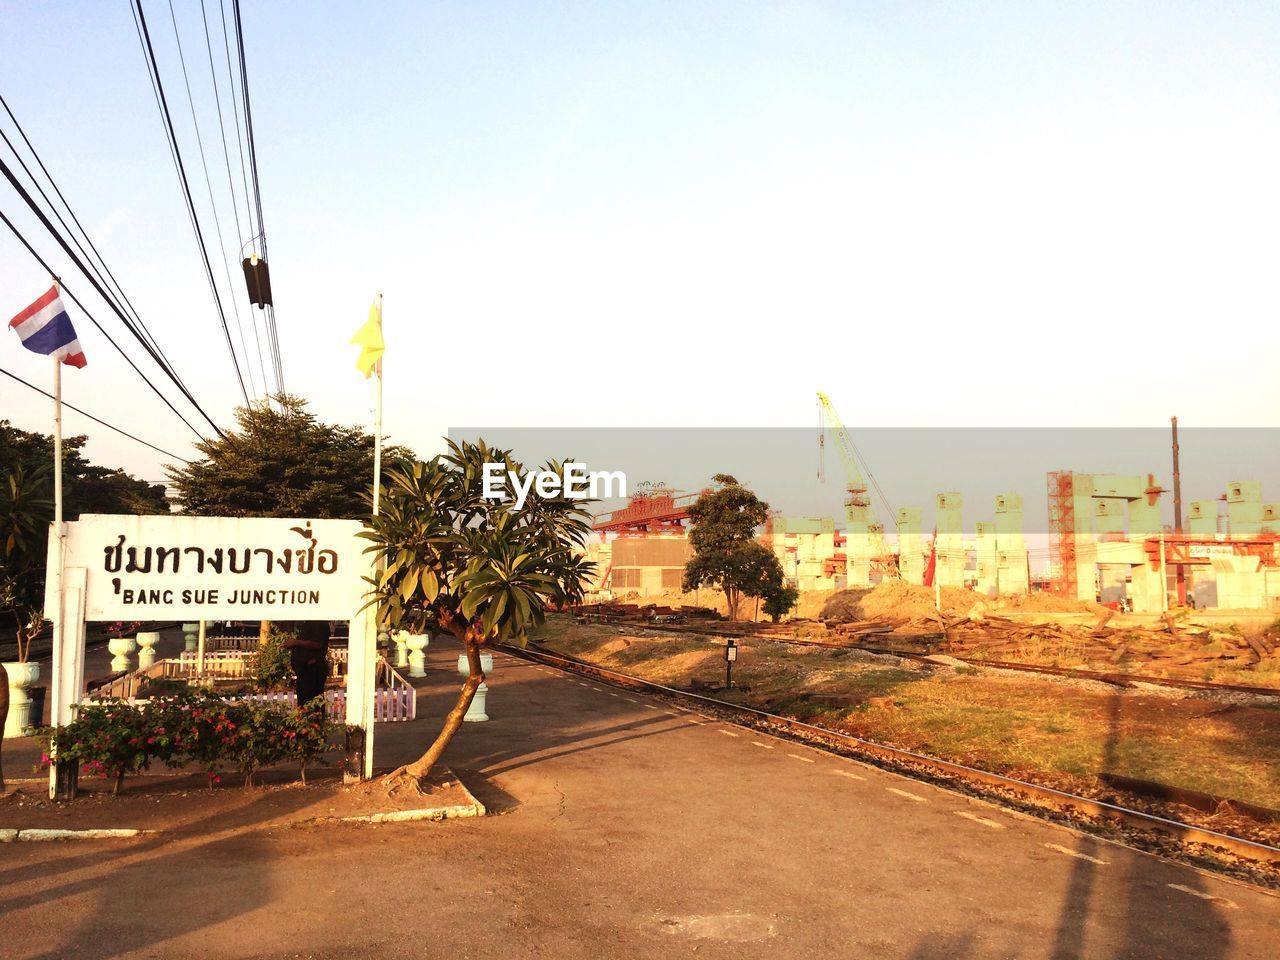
1227,481,1263,536
1261,503,1279,535
896,507,924,585
1211,555,1266,609
1128,497,1162,539
1098,565,1128,605
1188,501,1218,536
974,521,996,597
1070,474,1098,602
1094,499,1125,538
994,493,1029,596
935,492,965,589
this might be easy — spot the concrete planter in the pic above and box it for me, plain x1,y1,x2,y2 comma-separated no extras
136,631,161,669
457,653,494,722
405,633,430,677
3,660,40,738
181,623,200,653
108,636,136,673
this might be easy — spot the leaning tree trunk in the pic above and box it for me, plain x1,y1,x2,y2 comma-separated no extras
384,634,485,787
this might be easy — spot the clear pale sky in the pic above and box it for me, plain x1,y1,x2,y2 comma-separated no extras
2,1,1277,488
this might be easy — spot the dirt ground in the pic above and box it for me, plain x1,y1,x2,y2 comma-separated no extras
0,767,474,832
536,618,1280,834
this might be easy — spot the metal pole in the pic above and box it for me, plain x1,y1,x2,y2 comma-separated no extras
1171,416,1185,605
372,293,383,517
196,620,207,675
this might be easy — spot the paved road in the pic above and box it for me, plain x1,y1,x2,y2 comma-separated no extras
3,637,1278,959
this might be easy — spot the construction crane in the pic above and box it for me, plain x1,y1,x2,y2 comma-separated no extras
817,392,897,583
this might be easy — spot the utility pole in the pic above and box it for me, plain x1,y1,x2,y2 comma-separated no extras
1171,416,1186,606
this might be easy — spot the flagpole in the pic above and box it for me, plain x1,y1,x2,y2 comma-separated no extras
372,292,383,517
50,313,69,798
53,354,63,530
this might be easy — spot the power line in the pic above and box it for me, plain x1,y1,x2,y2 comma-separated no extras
130,0,250,406
164,0,258,400
0,366,192,463
218,0,257,252
200,0,269,397
0,94,187,392
232,0,284,395
214,0,270,396
0,172,223,439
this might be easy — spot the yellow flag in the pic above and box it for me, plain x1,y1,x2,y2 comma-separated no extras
350,302,384,378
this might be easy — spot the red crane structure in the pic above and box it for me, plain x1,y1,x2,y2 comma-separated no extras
591,485,700,537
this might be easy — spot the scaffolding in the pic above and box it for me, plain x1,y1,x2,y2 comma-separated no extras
1047,471,1076,596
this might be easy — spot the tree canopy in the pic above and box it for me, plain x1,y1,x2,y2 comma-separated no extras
682,473,785,620
0,421,168,518
362,438,596,783
166,395,412,519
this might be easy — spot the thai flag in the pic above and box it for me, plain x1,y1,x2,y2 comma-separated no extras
8,285,86,367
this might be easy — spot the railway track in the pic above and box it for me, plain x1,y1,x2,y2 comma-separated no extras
592,617,1280,699
502,640,1280,871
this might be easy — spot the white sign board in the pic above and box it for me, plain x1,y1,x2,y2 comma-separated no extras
46,514,368,621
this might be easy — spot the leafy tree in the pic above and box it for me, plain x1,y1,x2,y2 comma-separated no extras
166,395,412,519
361,439,595,787
762,583,800,623
0,463,53,788
0,421,168,517
682,474,785,620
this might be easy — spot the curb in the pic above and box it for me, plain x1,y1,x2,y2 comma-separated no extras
337,771,488,824
0,827,150,842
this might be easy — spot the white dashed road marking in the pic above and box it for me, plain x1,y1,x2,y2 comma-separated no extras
788,754,815,764
1167,884,1237,909
832,769,866,782
954,811,1004,829
718,730,740,738
887,787,927,803
1045,843,1107,865
751,741,774,750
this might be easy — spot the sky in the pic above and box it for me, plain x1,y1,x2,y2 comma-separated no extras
1,1,1278,497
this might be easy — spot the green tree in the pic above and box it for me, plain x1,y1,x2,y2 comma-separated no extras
361,439,595,787
682,474,785,620
0,463,54,788
166,395,410,519
762,583,800,623
0,421,168,517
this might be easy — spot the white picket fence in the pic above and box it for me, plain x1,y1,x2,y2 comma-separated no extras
85,654,416,723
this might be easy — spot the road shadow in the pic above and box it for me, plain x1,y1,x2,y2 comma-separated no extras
4,782,323,960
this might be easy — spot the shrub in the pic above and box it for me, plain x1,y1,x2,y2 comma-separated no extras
39,692,338,794
250,625,295,691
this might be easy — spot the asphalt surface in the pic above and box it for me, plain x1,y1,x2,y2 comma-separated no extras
3,634,1278,959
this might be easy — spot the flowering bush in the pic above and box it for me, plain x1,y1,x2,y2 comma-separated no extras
40,700,154,795
37,692,338,795
105,620,144,639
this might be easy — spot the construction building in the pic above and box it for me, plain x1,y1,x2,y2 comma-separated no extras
586,486,697,599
